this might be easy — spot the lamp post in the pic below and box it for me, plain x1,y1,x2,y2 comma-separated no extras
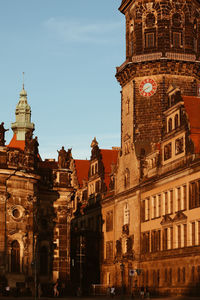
120,262,124,297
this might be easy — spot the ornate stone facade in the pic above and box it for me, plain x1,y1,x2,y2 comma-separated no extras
101,0,200,297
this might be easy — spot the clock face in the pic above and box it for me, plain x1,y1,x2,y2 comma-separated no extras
139,78,157,97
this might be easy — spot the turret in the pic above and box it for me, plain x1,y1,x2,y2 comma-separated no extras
11,84,35,140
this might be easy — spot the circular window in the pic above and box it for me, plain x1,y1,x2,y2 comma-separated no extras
12,208,20,219
11,206,23,220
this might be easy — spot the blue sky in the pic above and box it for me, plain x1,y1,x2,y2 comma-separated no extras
0,0,125,160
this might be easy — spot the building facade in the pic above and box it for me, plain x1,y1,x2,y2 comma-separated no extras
101,0,200,296
0,86,74,296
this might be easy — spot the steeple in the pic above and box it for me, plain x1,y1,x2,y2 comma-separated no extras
11,79,35,141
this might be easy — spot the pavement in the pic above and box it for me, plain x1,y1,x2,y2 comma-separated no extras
0,296,199,300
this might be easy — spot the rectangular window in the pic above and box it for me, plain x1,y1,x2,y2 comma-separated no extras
178,225,181,248
192,222,195,246
183,185,187,210
165,192,168,215
177,187,181,212
164,143,172,161
173,32,182,48
182,267,185,283
170,190,173,214
152,196,156,219
106,241,113,260
158,194,161,217
141,200,145,222
145,32,155,48
163,228,168,250
184,224,187,247
175,137,184,155
145,198,150,221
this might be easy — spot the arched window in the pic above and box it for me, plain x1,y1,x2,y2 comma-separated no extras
124,168,130,188
11,240,20,273
174,114,179,129
40,246,48,275
168,118,172,132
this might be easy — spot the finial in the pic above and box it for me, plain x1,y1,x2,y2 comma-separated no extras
22,72,25,89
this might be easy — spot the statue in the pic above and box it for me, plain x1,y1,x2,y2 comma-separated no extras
57,146,67,168
0,122,9,146
57,147,72,169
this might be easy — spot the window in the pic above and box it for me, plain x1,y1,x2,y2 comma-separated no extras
189,180,200,209
106,211,113,232
178,225,181,248
177,187,181,212
182,267,185,283
145,198,150,221
40,246,48,275
11,240,20,273
184,224,187,247
174,114,179,129
106,241,113,260
141,232,150,253
169,190,173,214
151,230,161,252
192,222,195,246
158,194,161,217
163,228,168,250
168,118,172,132
152,196,156,219
165,192,168,215
164,143,172,161
175,137,184,155
145,32,155,48
173,32,182,48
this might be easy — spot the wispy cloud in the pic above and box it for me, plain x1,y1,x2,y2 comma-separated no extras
43,17,123,44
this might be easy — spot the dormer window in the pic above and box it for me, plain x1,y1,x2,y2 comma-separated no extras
91,162,98,176
168,118,172,132
175,137,184,155
174,114,179,129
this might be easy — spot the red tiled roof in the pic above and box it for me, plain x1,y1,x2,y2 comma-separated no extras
74,159,90,187
100,149,119,190
7,133,25,151
183,96,200,153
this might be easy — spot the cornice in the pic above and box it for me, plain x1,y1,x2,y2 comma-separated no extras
118,0,132,14
116,59,200,86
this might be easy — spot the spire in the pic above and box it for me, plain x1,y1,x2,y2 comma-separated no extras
11,77,35,141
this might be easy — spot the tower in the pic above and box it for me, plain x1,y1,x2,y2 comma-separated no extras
116,0,200,166
11,85,34,141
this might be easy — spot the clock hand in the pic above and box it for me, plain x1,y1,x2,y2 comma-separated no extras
144,85,151,91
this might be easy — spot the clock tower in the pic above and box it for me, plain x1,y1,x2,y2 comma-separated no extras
116,0,200,191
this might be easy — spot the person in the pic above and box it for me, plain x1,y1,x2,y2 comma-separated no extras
140,286,144,299
53,281,59,297
145,286,150,299
110,286,115,298
5,285,10,296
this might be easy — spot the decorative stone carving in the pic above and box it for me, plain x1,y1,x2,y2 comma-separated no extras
57,147,72,169
122,224,129,235
0,122,9,146
116,239,122,256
